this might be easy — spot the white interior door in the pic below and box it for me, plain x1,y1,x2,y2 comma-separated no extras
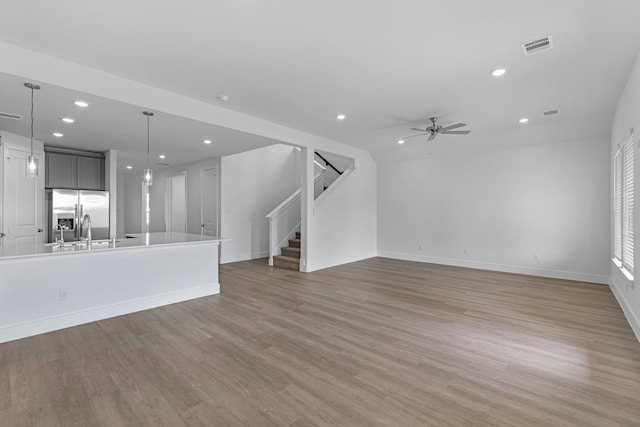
165,174,186,233
201,166,218,237
2,144,44,246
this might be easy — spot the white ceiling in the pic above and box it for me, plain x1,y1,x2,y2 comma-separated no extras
1,0,639,166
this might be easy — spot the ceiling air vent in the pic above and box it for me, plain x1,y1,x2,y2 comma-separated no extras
543,109,559,116
157,162,170,166
0,112,23,120
521,35,554,56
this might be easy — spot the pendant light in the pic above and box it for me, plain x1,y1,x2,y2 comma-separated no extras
142,111,154,186
24,83,41,177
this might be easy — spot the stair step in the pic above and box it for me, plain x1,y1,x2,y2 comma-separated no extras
295,231,301,239
281,247,300,258
273,255,300,271
289,238,301,248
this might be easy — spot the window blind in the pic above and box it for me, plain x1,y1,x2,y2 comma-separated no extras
614,150,622,260
622,136,634,273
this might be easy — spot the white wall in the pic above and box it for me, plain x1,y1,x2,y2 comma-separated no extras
378,137,610,284
306,153,378,271
220,144,298,263
610,50,640,341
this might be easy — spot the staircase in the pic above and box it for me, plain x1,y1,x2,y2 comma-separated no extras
272,231,301,271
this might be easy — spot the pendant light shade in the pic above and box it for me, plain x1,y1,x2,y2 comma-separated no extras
24,83,40,177
143,168,153,186
142,111,154,186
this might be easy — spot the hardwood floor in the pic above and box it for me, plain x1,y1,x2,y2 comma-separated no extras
1,257,640,426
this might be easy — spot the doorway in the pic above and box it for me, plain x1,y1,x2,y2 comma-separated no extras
200,166,218,237
165,173,187,233
1,143,44,246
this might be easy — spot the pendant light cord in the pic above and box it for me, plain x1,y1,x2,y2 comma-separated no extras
146,113,150,166
30,86,34,156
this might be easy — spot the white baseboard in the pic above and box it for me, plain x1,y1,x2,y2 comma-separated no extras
377,251,608,284
608,280,640,343
220,250,269,264
0,283,219,344
303,251,377,273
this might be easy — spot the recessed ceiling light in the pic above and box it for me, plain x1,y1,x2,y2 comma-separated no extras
52,132,63,137
397,139,405,144
203,139,212,144
217,95,229,102
159,154,166,159
336,114,346,120
74,100,89,108
126,165,133,169
519,118,529,123
491,68,507,77
62,117,75,123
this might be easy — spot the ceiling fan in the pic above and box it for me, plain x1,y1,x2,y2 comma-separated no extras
404,117,471,141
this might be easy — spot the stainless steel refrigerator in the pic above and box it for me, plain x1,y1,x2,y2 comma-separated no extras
48,189,110,243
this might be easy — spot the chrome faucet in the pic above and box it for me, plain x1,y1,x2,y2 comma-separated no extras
82,214,92,247
56,223,65,245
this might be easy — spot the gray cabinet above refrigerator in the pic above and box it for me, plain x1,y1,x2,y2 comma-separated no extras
45,148,105,190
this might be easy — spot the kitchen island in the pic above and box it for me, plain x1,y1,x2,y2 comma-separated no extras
0,232,226,343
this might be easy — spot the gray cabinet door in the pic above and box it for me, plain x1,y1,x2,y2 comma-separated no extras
46,152,77,188
77,156,104,190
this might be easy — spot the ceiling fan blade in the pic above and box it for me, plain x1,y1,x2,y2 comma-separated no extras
410,128,426,132
441,122,467,131
402,133,428,139
441,130,471,135
427,133,436,141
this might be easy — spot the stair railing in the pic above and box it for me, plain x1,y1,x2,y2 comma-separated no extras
266,189,301,266
267,171,324,266
315,152,343,175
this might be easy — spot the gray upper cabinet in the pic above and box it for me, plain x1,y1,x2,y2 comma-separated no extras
46,152,77,189
77,156,104,190
45,150,105,190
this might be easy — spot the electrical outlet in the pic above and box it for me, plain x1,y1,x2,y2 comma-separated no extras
533,254,540,262
463,248,469,255
59,290,68,300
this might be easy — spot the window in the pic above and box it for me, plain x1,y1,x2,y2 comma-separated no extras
613,134,634,278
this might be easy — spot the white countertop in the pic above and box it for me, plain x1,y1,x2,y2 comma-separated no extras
0,232,228,260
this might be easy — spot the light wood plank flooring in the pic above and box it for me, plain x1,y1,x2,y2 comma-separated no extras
1,257,640,426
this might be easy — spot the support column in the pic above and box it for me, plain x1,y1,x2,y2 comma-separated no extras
300,147,314,272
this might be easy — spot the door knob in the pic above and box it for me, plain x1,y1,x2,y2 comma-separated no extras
0,232,5,238
37,228,44,232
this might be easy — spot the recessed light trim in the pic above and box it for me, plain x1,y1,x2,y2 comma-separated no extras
217,95,229,102
203,139,212,144
491,68,507,77
336,114,346,120
62,117,75,123
519,118,529,123
74,100,89,108
52,132,63,137
126,165,133,169
397,139,405,145
159,154,166,159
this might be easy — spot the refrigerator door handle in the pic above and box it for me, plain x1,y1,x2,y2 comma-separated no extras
75,204,79,240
